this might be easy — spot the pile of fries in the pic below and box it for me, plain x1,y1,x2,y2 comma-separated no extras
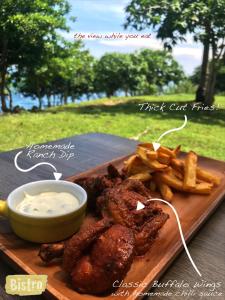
124,143,220,202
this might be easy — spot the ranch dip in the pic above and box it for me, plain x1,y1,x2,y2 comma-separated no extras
16,192,80,216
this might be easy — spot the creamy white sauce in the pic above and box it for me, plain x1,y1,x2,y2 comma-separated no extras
16,192,80,216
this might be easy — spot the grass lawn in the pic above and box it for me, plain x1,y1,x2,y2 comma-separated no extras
0,93,224,160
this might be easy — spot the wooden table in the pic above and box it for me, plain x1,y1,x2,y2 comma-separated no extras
0,133,224,300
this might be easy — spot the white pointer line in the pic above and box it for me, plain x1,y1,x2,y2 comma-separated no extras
157,115,187,142
148,198,202,277
14,151,62,180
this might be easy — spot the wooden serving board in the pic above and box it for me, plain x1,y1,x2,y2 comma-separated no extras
0,154,225,300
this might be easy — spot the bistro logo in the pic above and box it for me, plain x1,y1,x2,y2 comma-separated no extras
5,275,47,296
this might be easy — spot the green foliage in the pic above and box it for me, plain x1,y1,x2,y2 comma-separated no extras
0,0,71,110
167,80,196,94
191,60,225,93
94,50,184,97
125,0,225,103
125,0,225,48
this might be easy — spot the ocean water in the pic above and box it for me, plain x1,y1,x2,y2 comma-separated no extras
1,93,101,111
0,91,124,111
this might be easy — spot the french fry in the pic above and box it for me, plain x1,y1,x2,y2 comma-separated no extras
159,183,173,202
196,168,221,186
154,174,173,201
124,155,149,175
137,145,157,160
190,182,213,194
171,168,183,180
129,172,152,181
183,151,198,190
173,145,181,157
124,143,219,201
157,172,184,191
146,150,158,160
171,158,220,186
171,158,184,172
158,152,171,165
158,172,212,194
124,155,138,174
159,146,176,158
141,158,168,170
138,143,154,150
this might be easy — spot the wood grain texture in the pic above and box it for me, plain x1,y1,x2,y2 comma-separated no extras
0,133,224,300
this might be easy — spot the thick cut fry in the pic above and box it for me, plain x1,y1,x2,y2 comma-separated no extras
158,152,171,165
183,151,198,190
138,143,154,150
123,144,219,201
157,173,183,191
158,173,212,194
124,155,150,175
171,158,183,172
159,183,173,202
171,158,220,186
171,168,183,180
124,155,138,175
158,146,176,158
173,145,181,157
154,174,173,202
129,172,152,181
141,157,168,170
196,168,221,186
146,150,158,160
137,146,157,161
191,182,213,194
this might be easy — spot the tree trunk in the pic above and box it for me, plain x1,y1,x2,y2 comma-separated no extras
53,95,56,106
0,70,7,112
195,24,210,103
0,37,8,112
47,95,51,107
38,97,42,109
6,86,13,111
205,54,217,105
64,94,68,104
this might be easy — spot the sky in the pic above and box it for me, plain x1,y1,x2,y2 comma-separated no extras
61,0,203,75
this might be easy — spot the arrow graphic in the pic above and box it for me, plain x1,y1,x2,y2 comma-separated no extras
136,201,145,211
136,197,201,277
152,115,187,151
14,151,62,180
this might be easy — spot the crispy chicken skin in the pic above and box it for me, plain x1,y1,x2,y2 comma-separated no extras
74,165,123,211
63,218,112,273
134,213,169,255
97,179,169,255
71,224,135,294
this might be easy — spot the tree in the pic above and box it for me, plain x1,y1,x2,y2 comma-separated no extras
17,40,95,107
125,0,225,104
94,50,184,97
94,53,130,97
0,0,70,111
137,49,184,92
191,59,225,94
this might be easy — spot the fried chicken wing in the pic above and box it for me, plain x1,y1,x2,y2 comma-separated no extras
63,218,112,272
96,178,169,255
74,164,123,211
134,213,169,255
71,224,134,294
39,242,65,263
39,164,169,295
